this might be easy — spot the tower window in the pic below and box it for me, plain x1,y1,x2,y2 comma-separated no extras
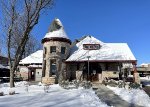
61,47,66,54
50,59,57,75
50,46,56,53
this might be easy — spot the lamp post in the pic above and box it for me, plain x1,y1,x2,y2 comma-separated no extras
87,56,91,81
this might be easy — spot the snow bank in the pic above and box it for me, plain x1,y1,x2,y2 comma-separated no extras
140,76,150,86
80,89,109,107
0,82,109,107
140,76,150,81
107,86,150,107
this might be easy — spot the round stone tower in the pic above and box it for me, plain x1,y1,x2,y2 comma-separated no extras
41,18,71,84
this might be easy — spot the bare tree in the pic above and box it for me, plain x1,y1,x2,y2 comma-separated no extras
0,0,54,87
23,35,42,58
0,37,1,54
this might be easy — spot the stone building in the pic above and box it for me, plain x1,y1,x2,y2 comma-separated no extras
41,19,71,84
0,56,9,81
19,18,139,84
136,63,150,76
19,50,43,81
0,55,8,66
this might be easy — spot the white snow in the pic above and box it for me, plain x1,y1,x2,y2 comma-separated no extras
140,76,150,86
44,19,69,39
28,64,42,68
107,86,150,107
19,50,43,64
140,76,150,81
66,36,136,61
140,63,150,67
0,82,109,107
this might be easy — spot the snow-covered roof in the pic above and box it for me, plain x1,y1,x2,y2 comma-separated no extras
28,65,42,68
19,50,43,64
66,36,136,62
140,63,150,67
0,64,8,69
44,18,69,39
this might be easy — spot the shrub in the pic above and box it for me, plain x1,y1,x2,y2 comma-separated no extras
25,85,29,92
81,81,92,89
9,90,15,95
0,92,4,96
107,79,118,87
129,82,141,89
44,85,49,93
118,81,124,88
59,80,69,89
72,80,80,89
102,80,108,86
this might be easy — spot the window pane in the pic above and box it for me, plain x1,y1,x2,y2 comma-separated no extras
50,46,56,53
61,47,66,54
83,45,89,49
50,59,56,75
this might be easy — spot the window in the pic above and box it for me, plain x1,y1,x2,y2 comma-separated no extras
94,45,100,49
84,45,89,49
113,72,117,74
50,46,56,53
77,63,79,70
105,64,109,70
83,44,100,50
50,59,57,75
61,47,66,54
89,45,94,49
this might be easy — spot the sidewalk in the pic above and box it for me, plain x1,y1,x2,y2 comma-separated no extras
143,86,150,97
94,85,143,107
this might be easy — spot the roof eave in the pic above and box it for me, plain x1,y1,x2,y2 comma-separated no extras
65,60,137,63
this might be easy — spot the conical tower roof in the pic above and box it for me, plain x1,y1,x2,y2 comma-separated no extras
44,18,69,39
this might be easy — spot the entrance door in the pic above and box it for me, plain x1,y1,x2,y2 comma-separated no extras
90,63,102,82
29,69,35,81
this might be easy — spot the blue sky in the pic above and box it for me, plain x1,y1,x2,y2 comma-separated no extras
34,0,150,65
1,0,150,65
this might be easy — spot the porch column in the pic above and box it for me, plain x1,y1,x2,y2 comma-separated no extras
132,62,140,84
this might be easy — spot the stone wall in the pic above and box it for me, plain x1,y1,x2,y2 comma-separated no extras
19,66,29,80
42,40,70,84
102,71,119,80
67,62,120,81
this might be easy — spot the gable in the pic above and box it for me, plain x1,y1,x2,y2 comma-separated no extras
19,50,43,64
66,36,136,62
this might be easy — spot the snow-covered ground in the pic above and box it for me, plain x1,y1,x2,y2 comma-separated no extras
107,86,150,107
0,82,109,107
140,76,150,81
140,76,150,86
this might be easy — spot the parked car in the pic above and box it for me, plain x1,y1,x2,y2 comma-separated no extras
139,74,146,77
